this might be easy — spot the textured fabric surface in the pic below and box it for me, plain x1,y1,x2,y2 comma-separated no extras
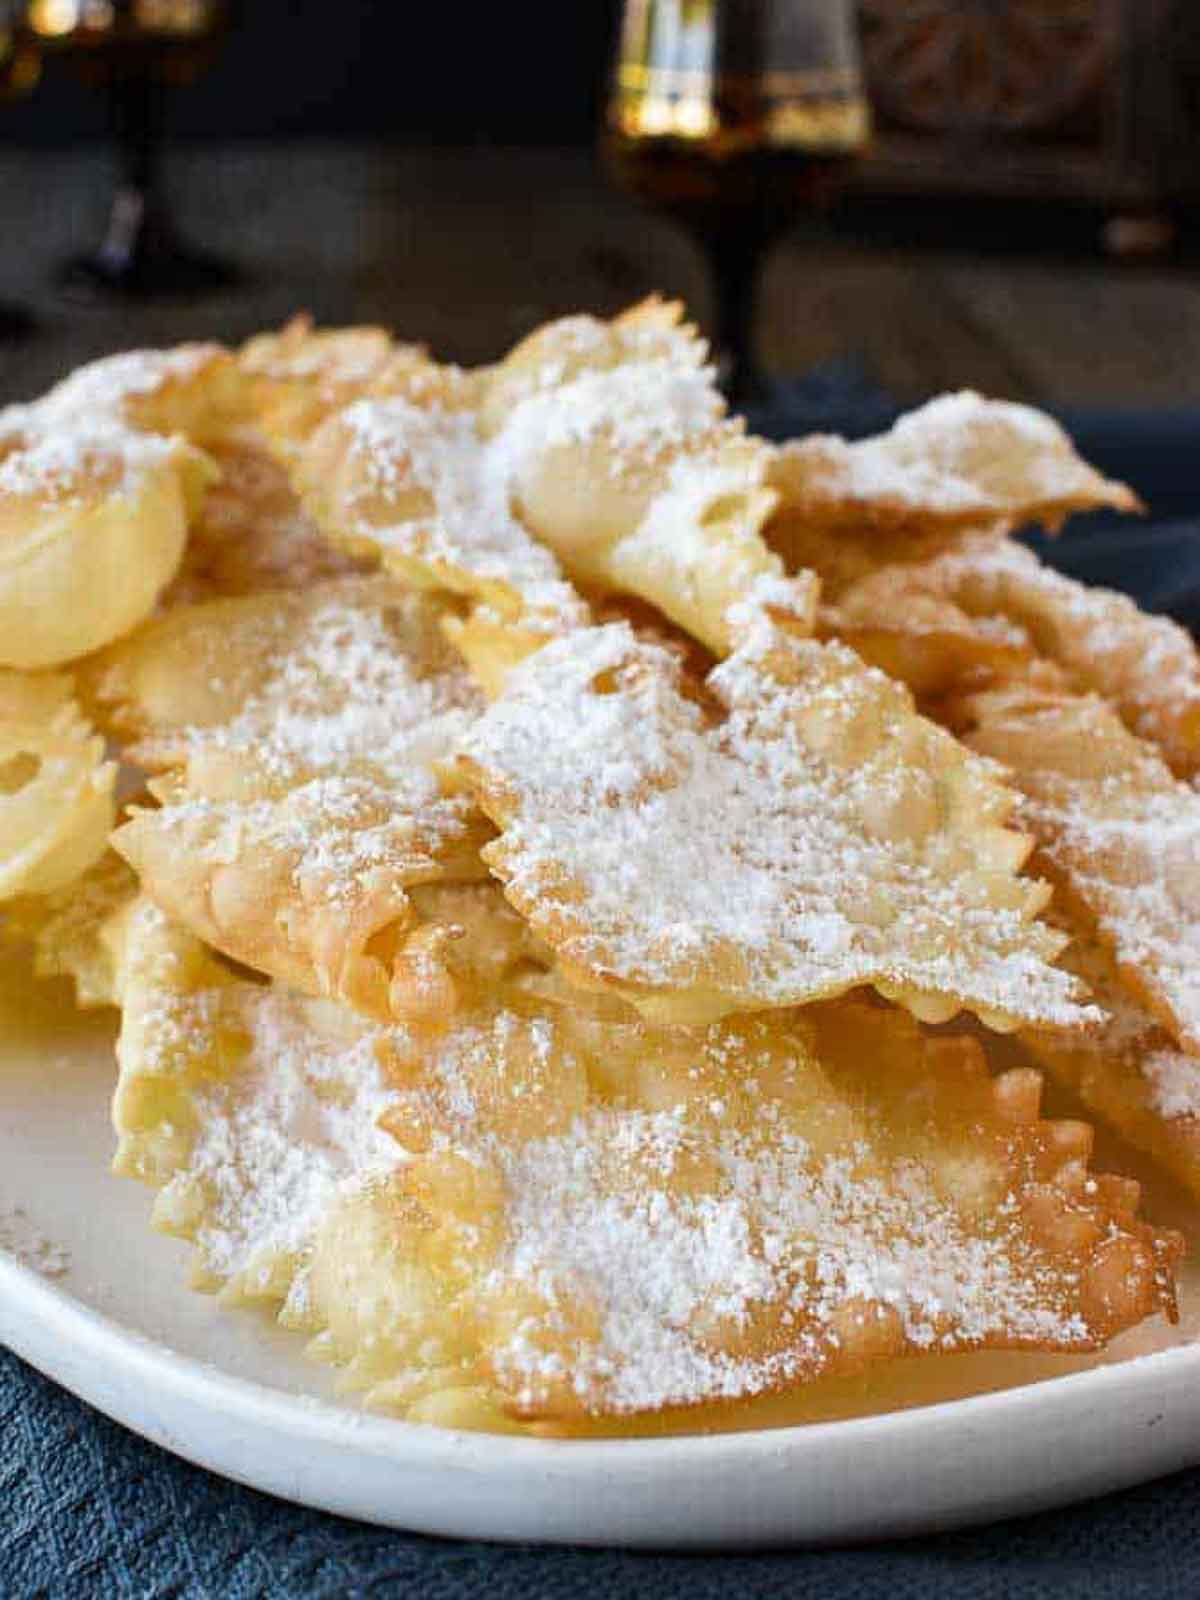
4,1343,1200,1600
4,399,1200,1598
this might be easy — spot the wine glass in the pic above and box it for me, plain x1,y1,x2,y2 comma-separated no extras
601,0,869,407
24,0,239,299
0,1,40,340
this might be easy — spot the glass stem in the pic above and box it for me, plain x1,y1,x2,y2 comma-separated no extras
58,24,241,298
0,301,35,343
707,231,764,410
118,68,159,195
97,69,172,274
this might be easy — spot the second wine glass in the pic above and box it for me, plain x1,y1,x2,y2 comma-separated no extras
602,0,869,407
0,1,40,339
26,0,239,299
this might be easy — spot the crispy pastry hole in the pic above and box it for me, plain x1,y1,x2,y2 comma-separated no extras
700,494,749,528
209,948,270,987
0,751,41,795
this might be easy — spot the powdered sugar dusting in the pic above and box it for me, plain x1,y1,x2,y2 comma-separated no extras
35,346,214,424
146,983,403,1284
934,536,1200,772
496,359,725,471
333,346,735,636
123,949,1137,1416
462,619,1092,1029
1056,789,1200,1051
776,392,1136,525
196,588,483,797
341,397,586,631
0,408,174,502
111,584,490,946
154,772,478,906
485,1108,1089,1413
487,309,707,414
0,345,216,501
1143,1050,1200,1122
990,727,1200,1053
0,1207,70,1278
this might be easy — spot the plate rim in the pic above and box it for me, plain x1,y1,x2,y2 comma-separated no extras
5,1243,1200,1548
5,1244,1198,1463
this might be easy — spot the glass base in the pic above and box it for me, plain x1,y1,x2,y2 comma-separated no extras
58,241,242,302
717,351,772,413
57,189,244,302
0,301,37,342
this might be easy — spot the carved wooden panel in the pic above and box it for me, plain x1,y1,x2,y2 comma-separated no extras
859,0,1116,135
854,0,1200,207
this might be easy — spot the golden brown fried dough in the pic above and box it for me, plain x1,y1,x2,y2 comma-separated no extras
3,849,136,1006
958,678,1200,1056
240,317,400,458
93,578,516,1022
911,536,1200,779
486,299,785,655
323,995,1179,1425
0,343,252,666
1023,925,1200,1203
0,670,115,903
164,424,368,607
109,901,1178,1430
769,392,1139,543
297,392,589,660
457,583,1091,1034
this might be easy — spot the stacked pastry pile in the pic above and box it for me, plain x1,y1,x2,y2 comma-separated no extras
2,302,1195,1436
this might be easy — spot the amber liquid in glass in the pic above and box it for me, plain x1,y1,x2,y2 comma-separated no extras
605,127,862,245
0,27,38,98
602,0,868,401
27,0,229,85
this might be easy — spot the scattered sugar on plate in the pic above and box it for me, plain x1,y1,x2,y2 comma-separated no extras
0,1207,70,1279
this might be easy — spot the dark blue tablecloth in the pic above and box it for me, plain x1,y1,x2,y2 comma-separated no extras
4,394,1200,1599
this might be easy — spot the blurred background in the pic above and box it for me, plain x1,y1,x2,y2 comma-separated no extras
2,0,1200,433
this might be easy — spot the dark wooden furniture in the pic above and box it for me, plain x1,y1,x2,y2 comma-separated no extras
1,145,1197,411
854,2,1200,219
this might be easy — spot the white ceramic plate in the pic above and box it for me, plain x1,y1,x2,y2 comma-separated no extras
3,953,1200,1549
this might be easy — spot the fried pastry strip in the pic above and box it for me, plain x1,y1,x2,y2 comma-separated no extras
824,557,1036,702
164,424,368,608
293,298,791,682
294,371,589,678
110,897,411,1307
1022,927,1200,1202
810,503,1200,1176
0,343,253,667
35,342,248,446
798,519,1200,777
2,850,137,1006
908,536,1200,779
240,316,452,462
476,295,706,429
769,392,1139,549
483,299,788,655
0,670,115,903
457,587,1092,1033
109,901,1178,1432
325,998,1178,1426
957,679,1200,1056
0,411,214,668
91,577,535,1022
